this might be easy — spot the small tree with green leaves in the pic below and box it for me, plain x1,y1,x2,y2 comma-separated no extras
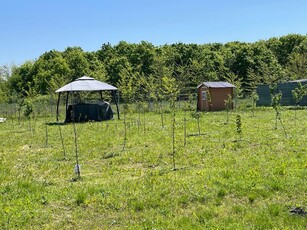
73,124,80,179
118,65,140,147
225,72,243,99
17,98,25,124
271,92,282,128
224,94,233,124
292,82,307,120
190,111,202,135
161,76,179,170
23,100,33,132
270,85,287,138
183,101,188,146
121,103,129,151
58,124,66,160
236,114,242,141
251,91,259,117
206,89,212,109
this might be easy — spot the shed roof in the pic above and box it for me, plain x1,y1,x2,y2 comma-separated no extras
55,76,117,93
289,79,307,83
198,81,235,88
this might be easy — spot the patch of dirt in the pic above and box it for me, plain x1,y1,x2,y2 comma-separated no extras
21,145,31,151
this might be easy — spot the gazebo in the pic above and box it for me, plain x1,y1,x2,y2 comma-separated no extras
55,76,120,122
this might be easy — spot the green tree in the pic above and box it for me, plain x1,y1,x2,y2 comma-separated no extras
85,52,108,81
224,71,243,98
246,67,261,94
96,42,114,63
292,82,307,106
7,61,35,96
150,51,173,102
0,65,11,102
292,82,307,121
105,56,130,85
287,38,307,79
118,63,141,103
129,41,155,75
161,75,180,106
277,34,306,65
251,91,259,117
63,47,90,81
3,34,307,101
32,50,70,94
0,65,10,81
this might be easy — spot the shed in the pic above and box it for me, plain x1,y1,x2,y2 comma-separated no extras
55,76,120,122
256,79,307,106
197,82,235,111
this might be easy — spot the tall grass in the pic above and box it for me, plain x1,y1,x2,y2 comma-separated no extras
0,106,306,229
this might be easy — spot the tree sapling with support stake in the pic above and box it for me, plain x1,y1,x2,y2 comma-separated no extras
224,94,233,124
71,110,81,179
270,84,287,138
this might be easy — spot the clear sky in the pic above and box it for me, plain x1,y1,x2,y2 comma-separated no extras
1,0,306,67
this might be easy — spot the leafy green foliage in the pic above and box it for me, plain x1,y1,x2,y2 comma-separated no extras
292,82,307,106
1,34,306,102
23,100,33,119
251,91,259,116
224,94,233,123
287,37,307,80
270,85,288,137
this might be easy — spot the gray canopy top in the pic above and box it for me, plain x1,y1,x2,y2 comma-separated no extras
55,76,117,93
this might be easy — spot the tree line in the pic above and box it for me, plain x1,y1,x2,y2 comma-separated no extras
0,33,306,103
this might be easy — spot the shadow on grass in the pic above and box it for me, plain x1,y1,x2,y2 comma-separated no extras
46,122,66,126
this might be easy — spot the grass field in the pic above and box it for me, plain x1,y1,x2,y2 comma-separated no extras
0,105,306,229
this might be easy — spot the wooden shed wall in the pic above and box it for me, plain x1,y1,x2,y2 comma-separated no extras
198,86,234,111
209,88,234,111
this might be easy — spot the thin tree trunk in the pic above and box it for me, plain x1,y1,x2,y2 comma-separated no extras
58,125,66,159
45,123,48,147
72,118,80,178
122,113,127,152
184,116,187,146
172,109,176,170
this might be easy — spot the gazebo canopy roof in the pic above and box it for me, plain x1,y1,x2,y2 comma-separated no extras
55,76,117,93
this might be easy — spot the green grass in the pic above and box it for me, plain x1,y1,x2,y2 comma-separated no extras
0,107,306,229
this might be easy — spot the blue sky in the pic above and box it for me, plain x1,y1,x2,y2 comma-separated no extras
1,0,306,66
